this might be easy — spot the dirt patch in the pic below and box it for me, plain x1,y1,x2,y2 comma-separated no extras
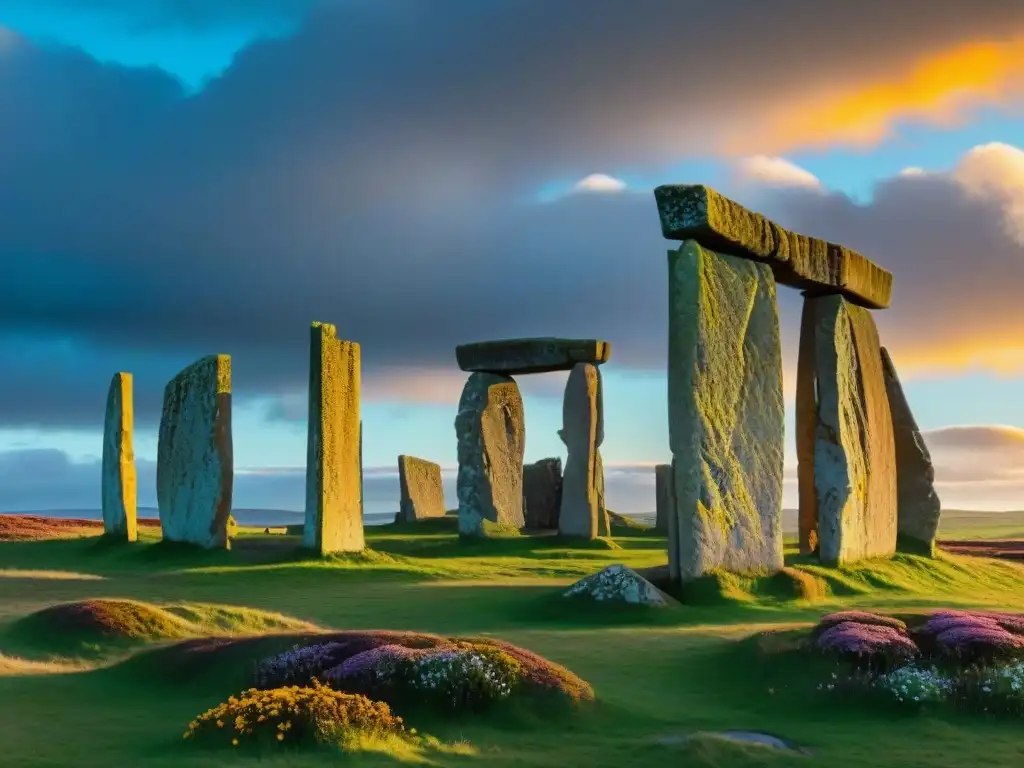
0,514,160,541
939,539,1024,562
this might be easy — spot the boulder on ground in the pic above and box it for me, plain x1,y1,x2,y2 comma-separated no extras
156,354,233,549
811,296,897,565
523,457,563,529
563,564,672,607
397,455,446,522
102,371,138,542
666,241,785,580
455,372,526,536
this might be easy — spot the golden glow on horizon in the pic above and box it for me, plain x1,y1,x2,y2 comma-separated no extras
740,38,1024,153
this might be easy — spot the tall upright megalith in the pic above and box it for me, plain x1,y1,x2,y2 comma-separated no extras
157,355,233,549
654,463,672,534
523,457,563,529
398,455,446,522
666,240,785,580
102,372,137,542
881,347,941,555
796,297,821,555
810,295,897,565
304,322,364,554
455,372,525,536
559,363,607,539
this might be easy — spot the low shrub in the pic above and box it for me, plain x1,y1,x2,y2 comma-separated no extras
812,611,907,636
974,661,1024,715
932,625,1024,666
873,666,954,708
255,642,350,688
814,621,918,671
183,679,403,749
249,632,594,712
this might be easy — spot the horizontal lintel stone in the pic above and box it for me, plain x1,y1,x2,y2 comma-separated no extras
653,184,892,309
456,337,610,375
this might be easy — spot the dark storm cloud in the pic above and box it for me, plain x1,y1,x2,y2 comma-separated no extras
2,1,1024,428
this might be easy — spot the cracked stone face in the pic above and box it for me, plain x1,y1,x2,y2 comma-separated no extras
810,295,897,565
156,355,233,550
666,241,785,580
455,372,525,536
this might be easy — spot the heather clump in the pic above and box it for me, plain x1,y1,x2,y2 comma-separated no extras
183,680,403,749
814,621,918,671
809,608,1024,718
249,631,593,714
812,610,907,636
254,642,349,688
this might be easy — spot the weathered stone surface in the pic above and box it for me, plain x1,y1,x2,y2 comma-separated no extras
812,296,897,565
156,355,233,549
397,455,446,522
455,372,526,536
102,372,137,542
456,337,610,375
654,464,672,534
523,457,563,529
563,564,672,607
558,363,606,539
667,241,785,580
881,348,942,556
666,458,680,581
796,296,820,555
304,322,364,554
654,185,892,309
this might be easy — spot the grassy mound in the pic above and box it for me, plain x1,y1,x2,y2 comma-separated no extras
125,629,594,714
2,599,314,659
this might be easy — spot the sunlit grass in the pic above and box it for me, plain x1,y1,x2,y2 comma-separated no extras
0,516,1021,766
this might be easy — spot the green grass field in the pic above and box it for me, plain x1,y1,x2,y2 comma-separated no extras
1,515,1023,767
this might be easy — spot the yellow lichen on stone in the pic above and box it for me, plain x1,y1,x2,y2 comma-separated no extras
667,241,785,581
304,322,364,554
102,371,138,542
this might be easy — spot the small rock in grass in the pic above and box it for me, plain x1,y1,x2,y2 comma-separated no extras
563,564,673,607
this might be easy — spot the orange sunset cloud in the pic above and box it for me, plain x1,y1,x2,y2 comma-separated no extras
731,37,1024,155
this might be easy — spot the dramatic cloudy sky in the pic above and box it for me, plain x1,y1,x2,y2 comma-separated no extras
3,0,1024,515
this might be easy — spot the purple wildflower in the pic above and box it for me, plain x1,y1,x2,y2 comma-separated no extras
991,613,1024,636
816,621,919,660
935,625,1024,654
920,612,1002,636
325,644,432,683
254,642,348,688
814,611,907,633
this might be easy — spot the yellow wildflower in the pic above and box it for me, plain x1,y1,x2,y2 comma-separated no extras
276,733,284,742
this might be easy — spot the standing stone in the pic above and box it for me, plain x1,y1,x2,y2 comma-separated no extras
359,420,364,520
455,372,525,536
102,372,137,542
157,355,233,549
523,457,563,529
559,363,607,539
796,296,820,555
398,455,446,521
667,241,785,580
666,458,680,580
304,322,364,554
654,464,672,534
881,348,941,556
811,295,897,565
